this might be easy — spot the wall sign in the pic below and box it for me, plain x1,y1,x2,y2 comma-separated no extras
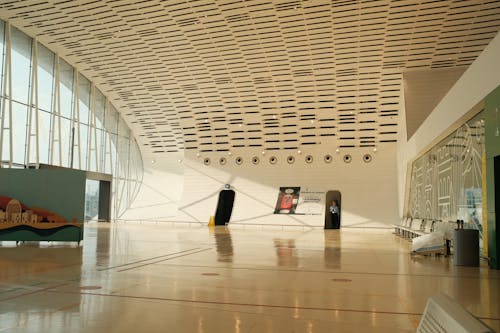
295,190,324,215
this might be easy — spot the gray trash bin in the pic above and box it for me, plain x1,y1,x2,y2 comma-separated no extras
453,229,479,267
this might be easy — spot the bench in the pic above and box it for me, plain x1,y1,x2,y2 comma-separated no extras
409,219,424,238
394,217,412,237
395,218,443,239
398,218,424,239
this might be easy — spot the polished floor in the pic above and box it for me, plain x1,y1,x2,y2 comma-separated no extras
0,223,499,333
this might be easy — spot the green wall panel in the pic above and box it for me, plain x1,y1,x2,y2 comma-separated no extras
485,85,500,269
0,169,86,222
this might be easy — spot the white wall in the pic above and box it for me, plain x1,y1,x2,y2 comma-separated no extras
397,31,500,216
122,146,399,227
120,152,184,221
177,146,399,227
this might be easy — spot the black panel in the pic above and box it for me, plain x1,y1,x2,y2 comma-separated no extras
214,190,236,226
495,155,500,268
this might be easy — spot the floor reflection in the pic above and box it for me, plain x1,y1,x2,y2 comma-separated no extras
324,231,341,269
1,224,499,333
274,239,299,267
212,226,233,263
0,246,82,281
0,246,82,332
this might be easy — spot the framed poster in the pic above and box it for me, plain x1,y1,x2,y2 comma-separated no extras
274,187,300,214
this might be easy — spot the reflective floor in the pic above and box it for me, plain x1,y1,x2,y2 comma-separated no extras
0,223,499,333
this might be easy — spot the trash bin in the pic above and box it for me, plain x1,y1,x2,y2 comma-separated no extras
453,229,479,267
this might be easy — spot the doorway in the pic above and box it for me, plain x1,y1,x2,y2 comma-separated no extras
325,190,341,229
84,179,111,222
97,180,111,221
84,171,112,222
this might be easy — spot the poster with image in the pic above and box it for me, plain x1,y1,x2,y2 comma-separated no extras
274,187,300,214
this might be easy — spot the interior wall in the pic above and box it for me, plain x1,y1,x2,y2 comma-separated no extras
397,32,500,217
177,145,399,227
119,152,184,221
406,111,485,250
484,85,500,269
122,33,500,228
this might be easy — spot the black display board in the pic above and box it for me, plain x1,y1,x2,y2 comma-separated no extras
214,190,236,226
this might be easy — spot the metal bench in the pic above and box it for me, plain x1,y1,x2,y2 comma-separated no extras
394,217,411,236
410,219,425,238
396,218,449,241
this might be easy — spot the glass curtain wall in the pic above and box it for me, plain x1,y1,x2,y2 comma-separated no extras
0,20,143,218
408,112,485,246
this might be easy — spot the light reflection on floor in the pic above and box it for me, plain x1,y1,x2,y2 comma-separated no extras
0,223,499,332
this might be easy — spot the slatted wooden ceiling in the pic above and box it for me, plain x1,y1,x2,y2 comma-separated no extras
1,0,499,154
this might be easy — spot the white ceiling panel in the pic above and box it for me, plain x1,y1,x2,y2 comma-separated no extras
0,0,499,154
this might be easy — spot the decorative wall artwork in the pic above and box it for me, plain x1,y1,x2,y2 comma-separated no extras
0,196,69,223
0,168,86,243
274,187,300,214
408,112,484,248
0,195,83,242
